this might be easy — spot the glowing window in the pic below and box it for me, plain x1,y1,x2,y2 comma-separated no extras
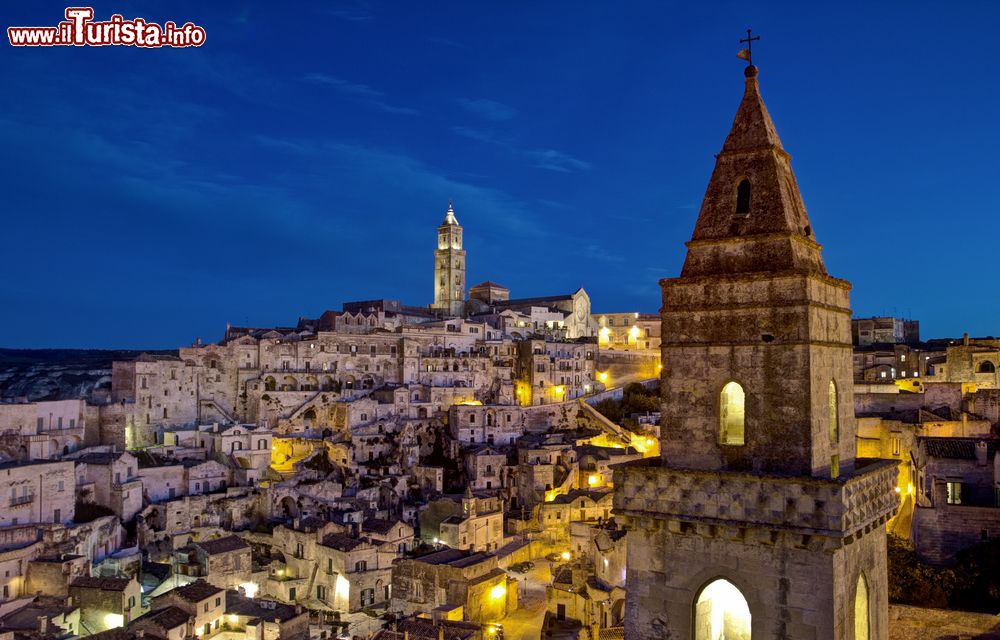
854,573,870,640
719,382,745,445
828,381,839,445
694,578,751,640
735,179,751,215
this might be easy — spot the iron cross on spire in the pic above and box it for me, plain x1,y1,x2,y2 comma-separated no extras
738,28,760,65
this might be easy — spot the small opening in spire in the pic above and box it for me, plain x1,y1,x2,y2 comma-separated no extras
735,179,751,215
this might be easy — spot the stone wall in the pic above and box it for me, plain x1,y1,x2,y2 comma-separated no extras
912,503,1000,565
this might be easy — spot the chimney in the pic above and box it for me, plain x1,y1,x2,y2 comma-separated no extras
975,441,988,467
964,333,970,346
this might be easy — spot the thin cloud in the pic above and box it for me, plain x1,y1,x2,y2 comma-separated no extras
303,73,419,116
450,127,592,174
525,149,592,173
458,98,517,121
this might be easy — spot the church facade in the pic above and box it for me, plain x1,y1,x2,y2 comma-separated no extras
613,65,898,639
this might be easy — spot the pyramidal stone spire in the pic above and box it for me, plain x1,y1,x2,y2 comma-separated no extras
682,64,825,278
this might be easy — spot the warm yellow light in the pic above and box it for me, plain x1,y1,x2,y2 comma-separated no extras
599,327,611,341
276,569,284,577
457,400,482,406
697,579,751,639
894,487,901,493
103,613,124,629
561,551,571,561
490,583,506,600
597,371,608,383
588,474,600,486
656,363,663,371
240,582,259,598
629,326,640,339
488,626,498,635
228,614,239,624
336,573,350,599
907,483,914,495
555,386,564,395
646,438,654,446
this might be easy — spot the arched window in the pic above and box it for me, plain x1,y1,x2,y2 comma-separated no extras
978,361,996,373
829,380,839,445
854,573,870,640
719,382,745,445
694,578,751,640
736,179,751,214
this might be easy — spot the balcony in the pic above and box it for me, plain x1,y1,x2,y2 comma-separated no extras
10,494,34,507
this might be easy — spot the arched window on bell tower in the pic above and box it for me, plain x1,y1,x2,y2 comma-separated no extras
854,573,870,640
719,381,745,445
735,179,751,215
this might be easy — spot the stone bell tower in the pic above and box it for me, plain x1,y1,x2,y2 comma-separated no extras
431,201,466,317
613,63,898,640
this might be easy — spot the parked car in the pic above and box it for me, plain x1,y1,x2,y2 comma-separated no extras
509,561,534,573
545,552,563,562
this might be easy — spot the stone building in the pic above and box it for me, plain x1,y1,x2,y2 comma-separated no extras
391,548,512,624
911,437,1000,564
0,459,74,527
68,575,142,632
432,202,467,317
0,399,87,460
176,535,252,591
515,339,597,406
224,590,309,640
594,312,661,352
851,317,920,347
614,64,898,639
74,451,142,522
420,490,505,553
148,579,225,638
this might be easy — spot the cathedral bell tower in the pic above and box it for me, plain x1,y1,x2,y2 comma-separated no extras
613,63,899,640
432,201,466,317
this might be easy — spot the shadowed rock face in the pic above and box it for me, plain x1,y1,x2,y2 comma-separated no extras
0,348,175,401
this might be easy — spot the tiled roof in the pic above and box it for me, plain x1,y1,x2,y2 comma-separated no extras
321,533,366,552
922,437,1000,460
70,576,132,591
363,518,401,536
225,591,301,622
135,605,191,630
374,616,481,640
170,579,223,603
196,535,250,555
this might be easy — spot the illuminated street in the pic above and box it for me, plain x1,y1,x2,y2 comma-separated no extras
499,561,552,640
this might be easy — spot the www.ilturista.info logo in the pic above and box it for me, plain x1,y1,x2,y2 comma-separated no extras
8,7,206,47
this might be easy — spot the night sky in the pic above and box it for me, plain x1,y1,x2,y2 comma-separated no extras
2,2,998,348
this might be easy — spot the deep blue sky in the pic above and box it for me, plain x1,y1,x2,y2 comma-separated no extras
2,2,998,348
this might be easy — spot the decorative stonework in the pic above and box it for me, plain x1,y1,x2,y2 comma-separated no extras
614,457,898,540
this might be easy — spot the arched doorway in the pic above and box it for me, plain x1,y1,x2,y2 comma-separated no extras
694,578,751,640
